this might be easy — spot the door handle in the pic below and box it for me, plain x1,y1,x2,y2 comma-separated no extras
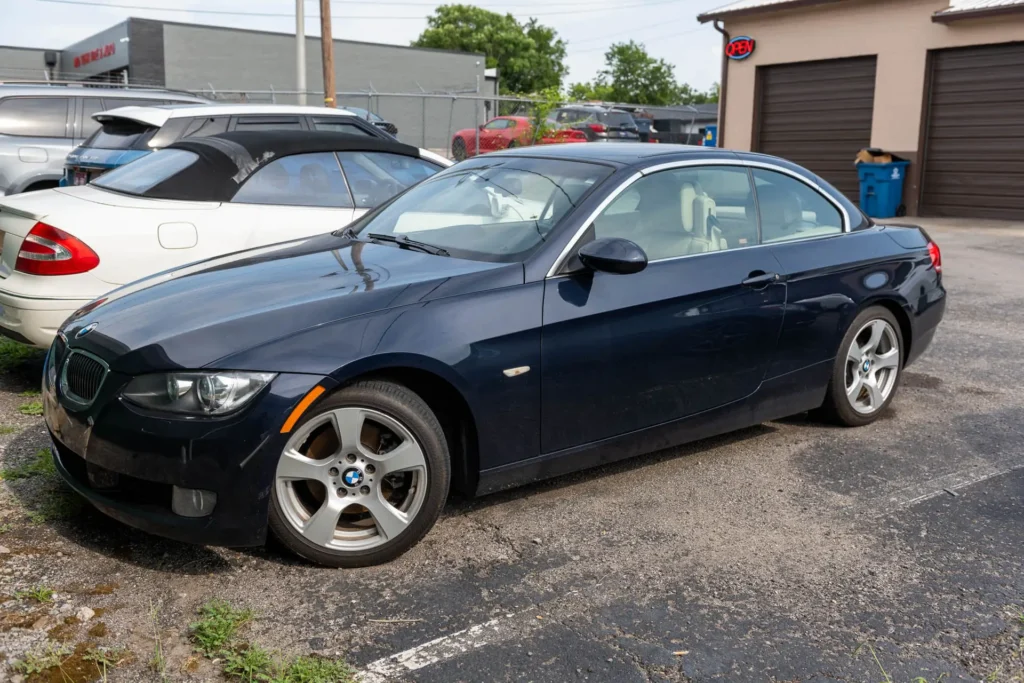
742,271,781,288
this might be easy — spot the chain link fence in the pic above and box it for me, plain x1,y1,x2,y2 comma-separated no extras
0,69,716,160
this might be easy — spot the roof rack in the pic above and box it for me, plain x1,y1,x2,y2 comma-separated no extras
0,79,204,99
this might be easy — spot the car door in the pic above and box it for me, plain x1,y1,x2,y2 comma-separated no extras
540,164,787,453
748,166,866,378
478,119,508,154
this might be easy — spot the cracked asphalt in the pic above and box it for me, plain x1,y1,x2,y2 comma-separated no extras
1,217,1023,682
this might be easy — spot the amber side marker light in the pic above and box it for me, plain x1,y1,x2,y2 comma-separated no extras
280,385,326,433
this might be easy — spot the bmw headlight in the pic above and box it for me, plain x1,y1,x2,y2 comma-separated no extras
121,371,276,416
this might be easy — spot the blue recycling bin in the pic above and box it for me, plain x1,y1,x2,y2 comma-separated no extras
858,161,910,218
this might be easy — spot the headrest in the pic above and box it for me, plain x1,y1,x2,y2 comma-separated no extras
680,182,697,232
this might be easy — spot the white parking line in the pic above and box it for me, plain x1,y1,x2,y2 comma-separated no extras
881,461,1024,514
358,611,545,682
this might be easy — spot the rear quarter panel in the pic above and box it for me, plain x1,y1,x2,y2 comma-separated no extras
766,226,943,378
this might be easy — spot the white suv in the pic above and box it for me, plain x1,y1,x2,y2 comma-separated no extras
63,103,399,186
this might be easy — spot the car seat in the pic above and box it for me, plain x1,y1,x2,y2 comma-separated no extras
299,163,332,197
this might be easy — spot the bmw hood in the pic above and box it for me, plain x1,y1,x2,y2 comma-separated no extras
63,233,516,373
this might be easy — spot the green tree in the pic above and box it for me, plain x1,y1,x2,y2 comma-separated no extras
412,5,567,94
568,42,719,106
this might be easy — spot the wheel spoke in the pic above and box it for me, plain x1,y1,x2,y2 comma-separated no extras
873,348,899,371
331,409,368,456
863,376,884,410
277,449,327,482
847,342,863,366
303,496,348,545
846,375,863,400
363,491,411,541
371,440,425,476
864,320,886,354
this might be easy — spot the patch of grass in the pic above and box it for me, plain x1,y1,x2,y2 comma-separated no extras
18,400,43,416
18,389,40,397
0,425,20,435
0,523,11,534
149,601,167,679
855,642,949,683
14,585,54,603
190,600,354,682
0,337,44,373
190,599,254,657
1,448,55,481
11,641,71,674
223,642,275,680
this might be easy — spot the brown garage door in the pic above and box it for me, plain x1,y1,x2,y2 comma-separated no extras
754,56,876,200
920,41,1024,220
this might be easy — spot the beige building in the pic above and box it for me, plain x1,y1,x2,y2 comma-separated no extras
698,0,1024,219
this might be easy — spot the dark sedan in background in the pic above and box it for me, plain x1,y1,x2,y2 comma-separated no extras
44,144,945,568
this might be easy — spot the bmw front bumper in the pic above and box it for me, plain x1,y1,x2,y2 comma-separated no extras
44,358,329,548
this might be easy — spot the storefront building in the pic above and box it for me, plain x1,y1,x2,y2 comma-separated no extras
699,0,1024,219
0,19,489,150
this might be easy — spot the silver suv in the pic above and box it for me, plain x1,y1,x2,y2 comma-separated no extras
0,83,206,196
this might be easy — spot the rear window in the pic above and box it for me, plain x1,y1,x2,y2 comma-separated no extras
92,149,199,196
597,111,637,127
83,119,158,150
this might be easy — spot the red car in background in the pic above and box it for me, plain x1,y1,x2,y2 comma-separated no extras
451,116,532,160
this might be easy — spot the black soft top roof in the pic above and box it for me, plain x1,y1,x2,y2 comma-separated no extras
145,130,422,202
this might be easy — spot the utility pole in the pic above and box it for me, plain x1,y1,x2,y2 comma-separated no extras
320,0,336,108
295,0,306,105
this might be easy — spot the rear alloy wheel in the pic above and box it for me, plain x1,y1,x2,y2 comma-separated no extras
452,137,467,161
820,306,904,426
268,381,450,567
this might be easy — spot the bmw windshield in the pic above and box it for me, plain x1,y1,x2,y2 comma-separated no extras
343,157,613,262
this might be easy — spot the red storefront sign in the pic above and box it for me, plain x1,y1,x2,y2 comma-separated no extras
73,43,116,69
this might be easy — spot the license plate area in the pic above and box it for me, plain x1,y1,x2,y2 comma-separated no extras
73,170,89,186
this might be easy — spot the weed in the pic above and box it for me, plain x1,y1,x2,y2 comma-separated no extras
18,400,43,416
190,599,254,657
1,448,54,480
0,425,19,435
0,338,44,373
18,389,40,397
26,488,85,523
150,600,167,678
14,585,54,602
11,641,71,674
223,642,275,681
0,523,11,533
855,641,949,683
84,646,130,681
282,655,356,682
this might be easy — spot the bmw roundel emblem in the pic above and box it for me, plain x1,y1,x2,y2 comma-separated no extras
75,322,98,339
342,468,364,487
862,360,871,373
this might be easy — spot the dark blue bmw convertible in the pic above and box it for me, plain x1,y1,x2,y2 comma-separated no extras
43,142,945,567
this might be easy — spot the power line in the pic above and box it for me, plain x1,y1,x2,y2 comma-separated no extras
38,0,689,18
570,16,701,45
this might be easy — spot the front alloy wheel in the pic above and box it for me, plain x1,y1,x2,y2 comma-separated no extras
268,381,449,567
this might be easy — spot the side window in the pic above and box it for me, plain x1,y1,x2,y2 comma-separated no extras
593,166,754,261
506,120,517,129
338,151,441,208
752,169,844,243
0,97,68,137
106,97,163,108
80,98,105,137
234,116,304,131
483,119,508,130
311,119,373,136
181,116,229,139
231,152,353,208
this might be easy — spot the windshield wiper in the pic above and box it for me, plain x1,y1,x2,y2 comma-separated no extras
367,233,450,257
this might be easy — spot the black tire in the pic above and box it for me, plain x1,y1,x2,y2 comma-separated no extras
818,306,904,427
507,140,517,149
451,137,467,161
268,380,450,568
895,204,907,217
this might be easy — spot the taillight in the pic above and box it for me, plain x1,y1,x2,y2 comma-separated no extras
588,123,607,133
927,241,942,273
15,222,100,276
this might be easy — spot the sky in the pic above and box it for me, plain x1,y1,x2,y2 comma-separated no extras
0,0,727,91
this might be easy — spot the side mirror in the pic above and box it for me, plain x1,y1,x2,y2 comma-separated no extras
479,124,486,131
577,237,647,275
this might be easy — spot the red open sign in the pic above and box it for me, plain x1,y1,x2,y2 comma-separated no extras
726,36,755,60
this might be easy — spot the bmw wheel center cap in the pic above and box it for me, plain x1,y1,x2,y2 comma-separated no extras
343,468,364,487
